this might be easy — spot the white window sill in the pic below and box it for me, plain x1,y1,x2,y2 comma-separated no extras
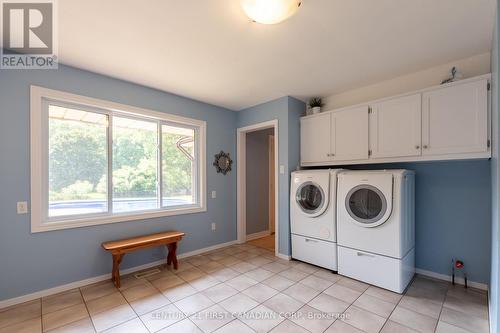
31,206,206,233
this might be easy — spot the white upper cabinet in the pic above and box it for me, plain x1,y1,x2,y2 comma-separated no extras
370,94,422,159
300,112,331,163
422,79,488,156
300,75,490,166
331,106,369,161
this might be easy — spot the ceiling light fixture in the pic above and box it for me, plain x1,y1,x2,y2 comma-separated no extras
241,0,301,25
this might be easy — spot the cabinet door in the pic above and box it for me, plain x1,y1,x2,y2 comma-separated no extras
422,79,488,156
331,106,369,161
370,94,422,159
300,113,331,163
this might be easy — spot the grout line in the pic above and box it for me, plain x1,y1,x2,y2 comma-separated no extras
433,284,449,333
334,281,374,333
377,289,406,333
78,288,97,333
39,297,43,332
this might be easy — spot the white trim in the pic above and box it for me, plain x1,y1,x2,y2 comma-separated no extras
30,85,207,233
276,253,292,261
237,120,280,258
176,240,238,258
301,152,492,167
32,207,208,233
415,268,488,291
268,135,276,234
0,240,237,309
246,230,271,241
31,86,206,127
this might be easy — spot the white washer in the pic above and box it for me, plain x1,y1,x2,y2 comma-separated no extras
291,169,342,271
337,170,415,293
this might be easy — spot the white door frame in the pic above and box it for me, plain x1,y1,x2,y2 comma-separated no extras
237,119,279,256
268,135,275,234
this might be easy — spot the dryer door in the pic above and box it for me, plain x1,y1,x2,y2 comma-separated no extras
296,181,328,217
345,184,392,227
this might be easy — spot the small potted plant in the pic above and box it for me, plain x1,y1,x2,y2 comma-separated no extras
308,97,323,114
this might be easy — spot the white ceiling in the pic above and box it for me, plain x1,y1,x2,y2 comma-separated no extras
58,0,496,110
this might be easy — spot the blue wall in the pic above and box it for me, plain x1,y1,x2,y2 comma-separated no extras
490,2,500,332
0,65,237,301
238,97,306,255
344,161,491,284
246,128,274,235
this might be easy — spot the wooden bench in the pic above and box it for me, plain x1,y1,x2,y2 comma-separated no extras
102,231,185,288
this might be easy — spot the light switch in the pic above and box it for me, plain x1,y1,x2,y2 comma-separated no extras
17,201,28,214
211,223,216,231
211,191,217,199
279,165,285,174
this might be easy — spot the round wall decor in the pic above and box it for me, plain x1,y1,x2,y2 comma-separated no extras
213,151,233,175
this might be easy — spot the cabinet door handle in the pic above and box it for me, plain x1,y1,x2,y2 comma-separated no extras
356,252,375,257
423,145,428,149
415,145,420,149
305,238,318,243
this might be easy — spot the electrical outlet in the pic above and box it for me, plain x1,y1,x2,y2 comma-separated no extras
17,201,28,214
211,223,216,231
211,191,217,199
279,165,285,174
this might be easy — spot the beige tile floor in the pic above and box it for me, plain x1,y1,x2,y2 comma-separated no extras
247,235,275,252
0,243,489,333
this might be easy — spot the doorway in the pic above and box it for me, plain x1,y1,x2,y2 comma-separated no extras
237,120,279,256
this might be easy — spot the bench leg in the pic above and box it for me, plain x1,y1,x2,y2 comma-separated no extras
167,243,178,270
166,244,172,266
112,253,123,288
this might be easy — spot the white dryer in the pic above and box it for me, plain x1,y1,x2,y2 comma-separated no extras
291,169,342,271
337,170,415,293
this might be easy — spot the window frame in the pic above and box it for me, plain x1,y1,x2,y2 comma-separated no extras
31,85,206,233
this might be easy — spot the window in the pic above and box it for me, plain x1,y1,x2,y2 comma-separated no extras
31,86,206,232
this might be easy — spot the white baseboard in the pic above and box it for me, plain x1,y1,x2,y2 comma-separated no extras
177,240,238,259
416,268,488,291
0,240,237,309
246,230,271,241
276,253,291,261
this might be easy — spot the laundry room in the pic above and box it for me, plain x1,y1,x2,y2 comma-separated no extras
1,1,499,333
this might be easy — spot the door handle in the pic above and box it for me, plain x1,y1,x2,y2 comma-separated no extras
356,252,374,257
305,238,318,243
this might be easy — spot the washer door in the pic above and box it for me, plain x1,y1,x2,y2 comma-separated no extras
345,184,391,227
295,181,328,217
